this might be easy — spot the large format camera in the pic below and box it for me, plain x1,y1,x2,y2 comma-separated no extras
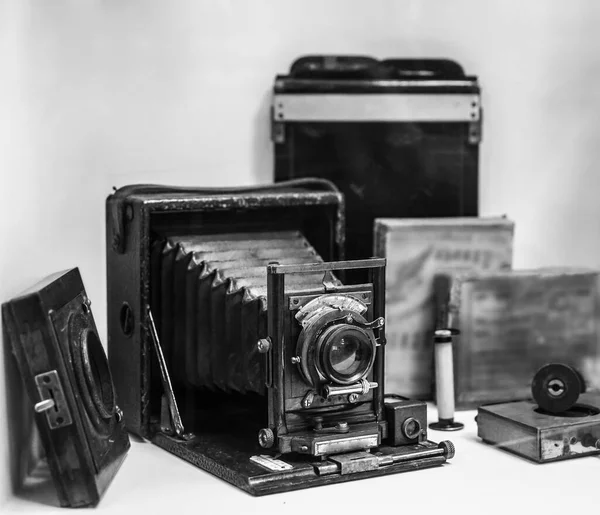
106,180,454,494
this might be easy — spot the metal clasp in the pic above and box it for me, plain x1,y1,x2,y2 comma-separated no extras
146,306,192,440
34,370,73,430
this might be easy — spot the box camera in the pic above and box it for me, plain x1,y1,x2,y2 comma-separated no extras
106,180,454,495
2,268,130,507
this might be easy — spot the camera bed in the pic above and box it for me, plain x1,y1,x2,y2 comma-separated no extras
151,431,447,496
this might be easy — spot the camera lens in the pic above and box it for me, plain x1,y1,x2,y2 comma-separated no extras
319,325,375,385
402,417,422,440
69,312,117,432
83,330,116,419
329,335,364,376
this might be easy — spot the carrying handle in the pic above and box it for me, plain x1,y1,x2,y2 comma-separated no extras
380,58,465,79
289,56,466,80
290,55,381,79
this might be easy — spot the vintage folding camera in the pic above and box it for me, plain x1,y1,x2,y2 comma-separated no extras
2,268,130,507
106,180,455,495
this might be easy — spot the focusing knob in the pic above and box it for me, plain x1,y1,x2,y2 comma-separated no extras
258,428,275,449
438,440,455,460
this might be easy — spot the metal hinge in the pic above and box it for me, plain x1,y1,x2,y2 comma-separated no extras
34,370,73,430
468,108,483,144
271,119,285,144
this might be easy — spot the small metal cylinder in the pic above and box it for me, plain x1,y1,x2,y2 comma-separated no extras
323,380,378,399
34,399,55,413
429,329,463,431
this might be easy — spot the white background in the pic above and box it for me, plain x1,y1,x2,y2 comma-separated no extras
1,0,600,511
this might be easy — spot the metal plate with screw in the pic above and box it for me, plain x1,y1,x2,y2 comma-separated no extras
289,290,372,311
34,370,73,429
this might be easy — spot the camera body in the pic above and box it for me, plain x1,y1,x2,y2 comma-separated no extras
2,268,129,507
106,181,453,494
106,181,346,438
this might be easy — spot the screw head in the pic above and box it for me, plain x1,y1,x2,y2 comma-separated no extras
258,428,275,448
302,391,316,408
348,393,359,403
336,421,349,431
257,338,271,354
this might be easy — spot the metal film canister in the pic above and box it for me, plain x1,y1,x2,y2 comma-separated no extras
429,329,464,431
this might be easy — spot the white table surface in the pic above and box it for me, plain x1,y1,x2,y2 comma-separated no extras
4,405,598,514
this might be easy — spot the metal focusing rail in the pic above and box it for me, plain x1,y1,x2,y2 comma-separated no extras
314,441,455,476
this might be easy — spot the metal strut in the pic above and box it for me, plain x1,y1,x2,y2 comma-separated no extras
146,305,187,438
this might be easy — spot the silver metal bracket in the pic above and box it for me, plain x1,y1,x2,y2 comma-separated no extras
321,270,338,292
34,370,73,430
347,315,384,331
468,110,482,144
271,119,285,144
329,451,379,475
288,290,372,311
272,93,481,123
